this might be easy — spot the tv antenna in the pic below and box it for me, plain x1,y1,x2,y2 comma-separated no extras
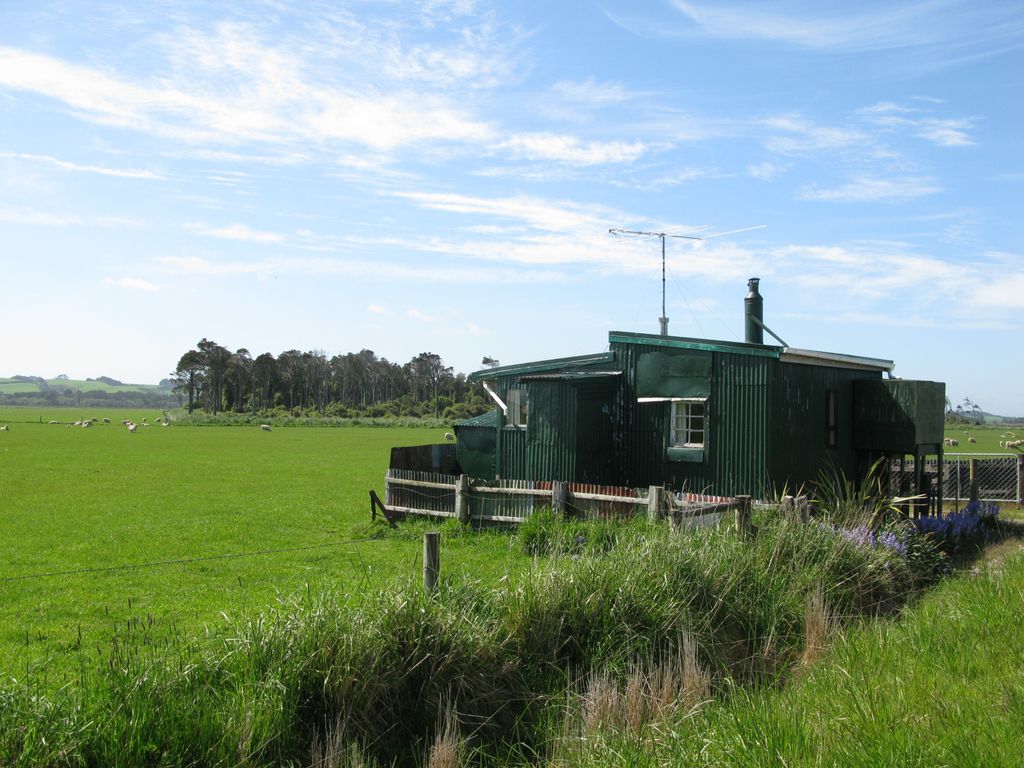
609,224,766,336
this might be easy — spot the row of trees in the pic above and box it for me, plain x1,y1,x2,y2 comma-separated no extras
173,340,495,420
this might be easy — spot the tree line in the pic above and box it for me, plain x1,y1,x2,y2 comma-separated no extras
173,339,495,421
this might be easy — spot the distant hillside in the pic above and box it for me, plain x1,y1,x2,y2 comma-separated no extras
0,376,177,408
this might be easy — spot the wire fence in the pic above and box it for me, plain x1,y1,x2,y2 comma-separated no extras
890,453,1023,506
0,535,381,584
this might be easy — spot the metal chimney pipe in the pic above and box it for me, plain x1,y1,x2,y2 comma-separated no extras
744,278,763,344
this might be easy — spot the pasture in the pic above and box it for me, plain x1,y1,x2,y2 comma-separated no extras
0,409,514,677
944,424,1024,454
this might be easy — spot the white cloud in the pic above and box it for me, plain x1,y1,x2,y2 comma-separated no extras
157,254,568,284
762,114,868,155
0,152,163,179
858,102,975,147
747,161,787,180
367,304,387,315
406,307,440,323
500,133,648,165
669,1,1024,56
396,191,618,234
798,175,941,202
0,41,495,152
0,205,140,228
551,78,632,105
187,222,287,243
108,277,158,292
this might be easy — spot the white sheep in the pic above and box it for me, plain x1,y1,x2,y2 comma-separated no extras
444,432,455,443
968,437,977,444
127,423,137,433
260,424,272,432
0,425,8,432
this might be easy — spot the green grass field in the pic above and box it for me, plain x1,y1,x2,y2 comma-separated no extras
0,408,516,678
0,378,167,395
944,423,1024,454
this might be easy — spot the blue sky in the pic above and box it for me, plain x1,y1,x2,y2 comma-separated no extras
1,1,1021,414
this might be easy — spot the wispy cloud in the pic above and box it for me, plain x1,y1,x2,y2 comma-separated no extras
157,254,568,284
858,102,975,146
499,133,648,165
798,175,941,202
551,78,633,106
107,277,158,291
669,0,1024,57
0,152,163,179
761,114,868,155
187,222,287,243
0,205,139,228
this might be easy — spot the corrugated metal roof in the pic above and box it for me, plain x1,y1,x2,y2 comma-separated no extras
468,352,614,381
455,409,498,428
519,371,622,382
779,348,893,372
609,331,782,359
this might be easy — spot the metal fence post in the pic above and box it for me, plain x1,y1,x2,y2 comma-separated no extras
1018,455,1024,506
969,458,979,504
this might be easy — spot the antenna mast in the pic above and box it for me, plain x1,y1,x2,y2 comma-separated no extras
609,225,764,336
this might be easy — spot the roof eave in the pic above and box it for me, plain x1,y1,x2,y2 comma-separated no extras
780,348,894,372
468,352,614,381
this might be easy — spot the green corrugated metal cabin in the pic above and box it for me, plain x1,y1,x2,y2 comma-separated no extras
456,279,944,499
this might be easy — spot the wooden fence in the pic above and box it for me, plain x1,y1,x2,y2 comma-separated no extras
382,468,739,528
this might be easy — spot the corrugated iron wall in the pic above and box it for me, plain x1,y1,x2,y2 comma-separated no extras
575,381,616,483
612,342,774,495
524,380,577,481
769,363,878,492
703,352,772,496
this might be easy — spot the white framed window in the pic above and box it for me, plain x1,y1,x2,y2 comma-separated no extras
670,398,706,448
506,388,528,427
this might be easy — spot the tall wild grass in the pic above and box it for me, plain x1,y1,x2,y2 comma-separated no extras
0,512,942,767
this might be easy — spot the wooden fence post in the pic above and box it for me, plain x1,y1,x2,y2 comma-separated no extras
795,495,809,524
969,458,979,504
647,485,665,523
735,495,752,537
455,474,470,524
780,495,794,522
552,481,571,516
424,531,439,593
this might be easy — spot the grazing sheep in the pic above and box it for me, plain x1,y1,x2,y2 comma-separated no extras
0,425,8,432
127,423,137,433
444,432,455,443
48,420,59,424
102,417,111,424
968,437,977,444
943,438,959,447
260,424,272,432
